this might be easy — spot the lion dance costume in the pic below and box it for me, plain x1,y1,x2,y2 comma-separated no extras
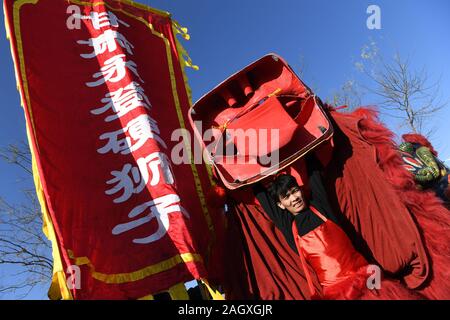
189,54,450,300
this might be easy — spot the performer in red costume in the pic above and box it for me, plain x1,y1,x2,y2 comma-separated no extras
191,54,450,300
254,157,425,300
218,107,450,300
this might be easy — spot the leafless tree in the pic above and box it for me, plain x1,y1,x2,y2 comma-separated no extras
328,79,364,111
0,142,52,299
355,41,448,137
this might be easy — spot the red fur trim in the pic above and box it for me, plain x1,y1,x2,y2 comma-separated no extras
402,133,438,156
348,107,450,299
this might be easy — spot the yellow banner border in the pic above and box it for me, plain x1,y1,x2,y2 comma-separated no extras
5,0,218,300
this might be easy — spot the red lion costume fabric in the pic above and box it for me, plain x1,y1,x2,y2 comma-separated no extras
219,106,450,300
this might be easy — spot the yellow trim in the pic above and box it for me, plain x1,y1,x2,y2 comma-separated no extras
7,0,72,300
173,35,199,70
170,21,218,273
137,293,154,300
171,21,216,188
69,0,166,40
68,0,171,18
3,1,18,88
12,0,39,150
172,20,190,40
168,282,190,300
201,278,224,300
39,164,73,300
27,108,72,299
68,250,203,284
8,0,217,299
164,25,215,246
30,115,72,300
268,87,282,97
137,282,189,300
170,24,217,205
171,22,193,104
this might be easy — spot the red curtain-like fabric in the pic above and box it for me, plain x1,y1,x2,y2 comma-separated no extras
345,109,450,299
323,109,429,289
223,106,450,299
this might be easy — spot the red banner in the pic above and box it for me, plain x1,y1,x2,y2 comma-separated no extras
4,0,219,299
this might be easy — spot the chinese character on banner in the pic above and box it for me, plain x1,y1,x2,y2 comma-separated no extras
90,82,151,122
4,0,223,300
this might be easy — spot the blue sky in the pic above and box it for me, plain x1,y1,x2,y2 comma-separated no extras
0,0,449,299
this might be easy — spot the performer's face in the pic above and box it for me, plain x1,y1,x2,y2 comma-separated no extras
277,186,306,215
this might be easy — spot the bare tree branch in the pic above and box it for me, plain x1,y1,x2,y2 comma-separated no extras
328,79,364,111
356,43,448,138
0,141,52,298
0,143,32,175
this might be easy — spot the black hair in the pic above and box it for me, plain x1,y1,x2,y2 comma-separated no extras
268,174,300,203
